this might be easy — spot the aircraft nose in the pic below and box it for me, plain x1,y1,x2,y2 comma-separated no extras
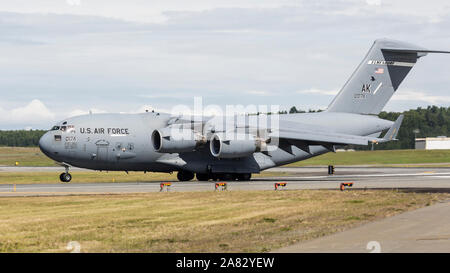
38,132,52,156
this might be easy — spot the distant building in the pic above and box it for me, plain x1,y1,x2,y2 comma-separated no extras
415,136,450,150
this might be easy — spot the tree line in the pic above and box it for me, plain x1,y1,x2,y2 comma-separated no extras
0,106,449,149
0,130,46,147
370,106,450,150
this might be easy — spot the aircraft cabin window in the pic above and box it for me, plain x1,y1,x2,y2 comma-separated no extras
51,126,60,131
54,135,62,141
60,126,67,132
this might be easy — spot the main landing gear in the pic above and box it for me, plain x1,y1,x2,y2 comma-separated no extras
177,170,195,181
176,171,251,182
59,165,72,183
198,173,252,181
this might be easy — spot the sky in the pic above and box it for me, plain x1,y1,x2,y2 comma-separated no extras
1,0,450,129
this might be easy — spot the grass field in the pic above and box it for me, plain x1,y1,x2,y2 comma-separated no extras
288,149,450,167
0,147,55,167
1,147,449,168
0,190,447,252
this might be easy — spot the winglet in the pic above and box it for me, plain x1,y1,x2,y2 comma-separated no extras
383,114,404,141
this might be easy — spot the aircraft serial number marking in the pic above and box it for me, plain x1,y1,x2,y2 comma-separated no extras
367,60,415,67
79,128,130,135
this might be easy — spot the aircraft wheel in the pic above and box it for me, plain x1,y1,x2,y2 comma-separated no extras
196,173,209,181
236,173,251,181
60,172,72,183
219,173,234,181
210,174,220,181
177,171,195,181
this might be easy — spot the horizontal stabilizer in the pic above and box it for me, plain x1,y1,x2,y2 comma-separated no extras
381,48,450,54
380,114,404,142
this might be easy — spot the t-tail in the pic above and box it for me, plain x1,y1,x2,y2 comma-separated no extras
327,39,450,115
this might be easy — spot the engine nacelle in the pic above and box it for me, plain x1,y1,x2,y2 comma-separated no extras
152,127,205,153
210,133,262,159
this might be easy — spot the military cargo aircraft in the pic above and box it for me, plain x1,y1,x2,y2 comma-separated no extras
38,39,449,182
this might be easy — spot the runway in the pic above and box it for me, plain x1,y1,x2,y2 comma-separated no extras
1,166,449,197
275,199,450,253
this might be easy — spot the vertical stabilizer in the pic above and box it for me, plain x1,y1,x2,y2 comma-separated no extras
327,39,450,115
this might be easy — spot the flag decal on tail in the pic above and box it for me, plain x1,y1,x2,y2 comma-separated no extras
374,67,384,74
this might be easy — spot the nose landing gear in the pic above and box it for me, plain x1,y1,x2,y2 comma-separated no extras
59,172,72,182
59,165,72,183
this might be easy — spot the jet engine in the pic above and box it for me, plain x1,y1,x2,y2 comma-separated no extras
210,133,266,159
152,127,205,153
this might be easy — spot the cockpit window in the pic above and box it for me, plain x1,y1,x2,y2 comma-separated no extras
50,124,73,132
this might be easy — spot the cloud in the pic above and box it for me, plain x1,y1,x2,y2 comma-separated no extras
297,89,339,96
366,0,382,6
391,89,450,104
0,2,449,130
2,3,448,39
138,93,200,99
0,11,146,45
4,0,445,25
0,99,55,127
244,90,272,96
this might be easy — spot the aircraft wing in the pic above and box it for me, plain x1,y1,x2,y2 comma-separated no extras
270,115,404,152
271,129,382,146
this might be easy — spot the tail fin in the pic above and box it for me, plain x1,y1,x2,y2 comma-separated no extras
327,39,450,115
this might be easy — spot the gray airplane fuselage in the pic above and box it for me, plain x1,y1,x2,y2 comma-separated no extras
38,39,449,181
38,111,393,174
